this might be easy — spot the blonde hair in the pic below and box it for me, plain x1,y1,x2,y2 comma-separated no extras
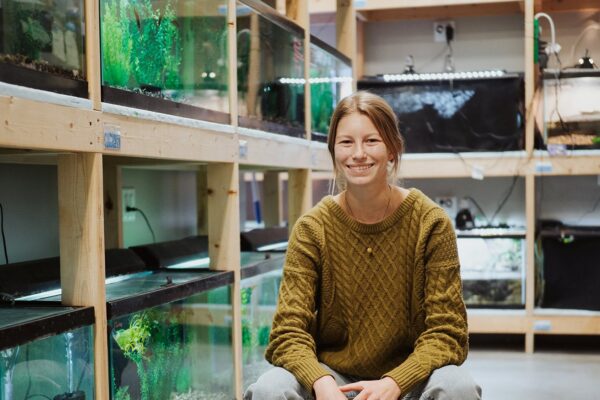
327,91,404,192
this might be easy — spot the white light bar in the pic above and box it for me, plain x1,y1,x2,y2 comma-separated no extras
167,256,210,269
382,70,506,82
279,77,354,85
256,241,289,252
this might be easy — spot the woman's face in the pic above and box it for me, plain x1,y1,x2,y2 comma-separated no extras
334,112,392,188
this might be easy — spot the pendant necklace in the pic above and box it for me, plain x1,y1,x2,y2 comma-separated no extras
344,185,392,255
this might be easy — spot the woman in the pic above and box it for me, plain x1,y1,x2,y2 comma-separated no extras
245,92,481,400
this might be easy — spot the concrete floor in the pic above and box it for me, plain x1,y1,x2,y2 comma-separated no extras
464,350,600,400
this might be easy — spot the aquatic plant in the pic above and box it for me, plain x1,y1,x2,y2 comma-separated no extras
129,0,181,90
101,0,132,87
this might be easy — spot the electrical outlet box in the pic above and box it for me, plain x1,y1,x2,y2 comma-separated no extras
122,187,136,222
435,196,458,218
433,20,455,43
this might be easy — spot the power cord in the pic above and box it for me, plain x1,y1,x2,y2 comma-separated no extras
0,202,8,264
126,206,156,243
490,175,520,223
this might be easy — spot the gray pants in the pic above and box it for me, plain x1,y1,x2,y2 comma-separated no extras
244,363,481,400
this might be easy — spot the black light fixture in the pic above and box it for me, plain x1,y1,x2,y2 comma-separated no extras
577,49,596,69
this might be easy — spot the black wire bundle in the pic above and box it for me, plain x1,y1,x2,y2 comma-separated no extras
0,202,8,264
127,206,156,243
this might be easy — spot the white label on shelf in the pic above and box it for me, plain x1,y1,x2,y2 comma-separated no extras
533,320,552,331
104,124,121,150
354,0,366,7
471,165,484,180
535,161,553,173
239,140,248,160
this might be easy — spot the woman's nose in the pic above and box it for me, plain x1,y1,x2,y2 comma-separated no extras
352,144,366,159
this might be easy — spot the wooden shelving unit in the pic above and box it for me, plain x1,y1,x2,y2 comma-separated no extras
308,0,600,353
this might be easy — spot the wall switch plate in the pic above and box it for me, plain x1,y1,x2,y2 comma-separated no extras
122,187,136,222
433,21,455,43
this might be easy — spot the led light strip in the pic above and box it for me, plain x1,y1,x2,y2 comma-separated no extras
279,77,354,85
382,70,506,82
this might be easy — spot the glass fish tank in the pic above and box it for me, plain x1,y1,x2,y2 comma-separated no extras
0,305,94,400
0,0,87,96
240,252,284,389
25,270,235,400
542,70,600,150
457,231,525,308
237,0,305,137
100,0,230,123
310,36,352,142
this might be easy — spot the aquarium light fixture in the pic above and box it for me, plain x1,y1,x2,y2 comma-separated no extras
382,70,506,82
256,241,289,252
279,77,353,85
201,72,217,79
168,257,210,269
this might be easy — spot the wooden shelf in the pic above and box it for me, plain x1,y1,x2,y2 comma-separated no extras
468,309,529,334
536,0,600,13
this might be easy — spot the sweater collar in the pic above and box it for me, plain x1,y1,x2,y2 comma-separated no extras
322,188,420,234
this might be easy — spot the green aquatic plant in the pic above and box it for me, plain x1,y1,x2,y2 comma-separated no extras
129,0,181,90
101,0,132,87
19,15,51,59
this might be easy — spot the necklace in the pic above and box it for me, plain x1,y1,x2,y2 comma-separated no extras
344,185,392,255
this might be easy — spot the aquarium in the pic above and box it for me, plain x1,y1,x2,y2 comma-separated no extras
542,70,600,150
310,36,352,142
240,227,288,252
457,231,525,308
26,269,235,400
237,0,305,137
0,305,94,400
0,0,87,96
100,0,230,123
358,73,524,153
240,252,284,389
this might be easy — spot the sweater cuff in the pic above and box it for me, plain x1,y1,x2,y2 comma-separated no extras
288,358,332,392
382,357,430,395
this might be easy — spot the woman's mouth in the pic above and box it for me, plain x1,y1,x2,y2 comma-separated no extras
346,163,374,172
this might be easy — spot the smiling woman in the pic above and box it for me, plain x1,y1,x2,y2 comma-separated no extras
244,92,482,400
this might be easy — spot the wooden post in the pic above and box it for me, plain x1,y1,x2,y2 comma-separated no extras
263,171,282,227
85,0,101,110
57,153,108,400
288,169,312,232
103,158,123,249
356,18,365,80
197,165,209,235
207,162,242,398
337,0,358,91
525,172,536,353
524,0,535,155
229,0,239,126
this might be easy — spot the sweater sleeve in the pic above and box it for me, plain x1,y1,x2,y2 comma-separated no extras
265,216,332,391
383,208,469,394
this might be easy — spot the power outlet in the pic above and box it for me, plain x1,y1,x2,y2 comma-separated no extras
122,187,136,222
433,20,455,43
435,196,458,218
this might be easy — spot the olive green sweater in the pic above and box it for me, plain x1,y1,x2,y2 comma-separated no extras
265,189,468,395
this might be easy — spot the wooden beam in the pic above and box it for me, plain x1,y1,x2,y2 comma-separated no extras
531,315,600,335
206,162,242,398
103,158,123,249
468,312,529,333
540,0,600,13
85,0,101,110
363,2,523,21
288,169,312,230
359,0,521,9
228,0,238,127
197,165,209,235
356,18,365,79
263,171,282,227
337,0,358,90
57,153,108,400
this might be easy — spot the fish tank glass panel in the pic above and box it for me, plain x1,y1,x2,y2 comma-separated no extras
358,74,524,153
109,285,233,400
0,0,87,96
310,38,352,142
237,0,305,137
240,253,284,389
457,236,525,308
100,0,230,122
542,70,600,150
0,306,94,400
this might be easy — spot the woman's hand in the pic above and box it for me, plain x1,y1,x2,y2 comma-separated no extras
313,375,348,400
339,377,402,400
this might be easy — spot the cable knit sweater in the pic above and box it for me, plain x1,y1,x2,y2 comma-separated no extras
265,188,468,395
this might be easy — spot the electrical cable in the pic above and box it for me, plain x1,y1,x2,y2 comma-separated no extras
0,202,8,264
126,206,156,243
464,196,491,226
490,175,520,223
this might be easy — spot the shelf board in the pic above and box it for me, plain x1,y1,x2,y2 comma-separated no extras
538,0,600,13
532,310,600,335
468,309,529,333
310,0,524,20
